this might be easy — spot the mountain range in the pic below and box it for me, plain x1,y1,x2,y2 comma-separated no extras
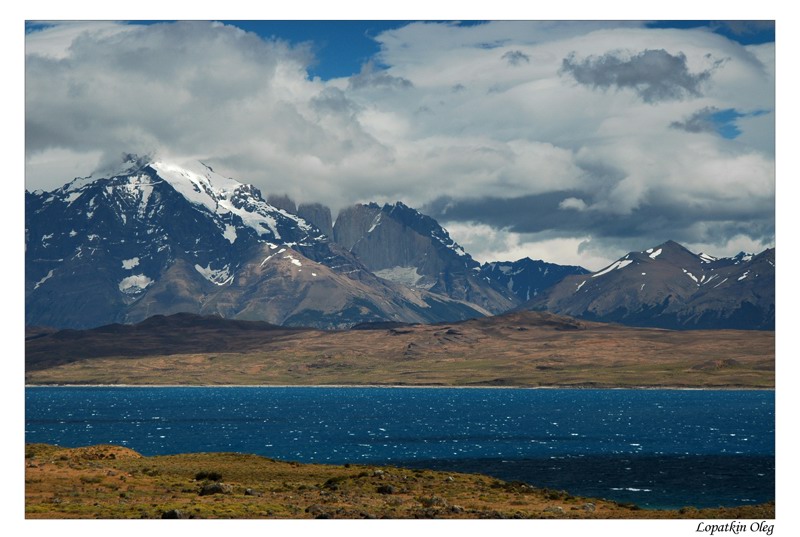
523,240,774,330
25,157,774,331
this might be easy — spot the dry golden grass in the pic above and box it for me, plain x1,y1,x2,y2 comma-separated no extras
25,444,774,520
27,312,774,388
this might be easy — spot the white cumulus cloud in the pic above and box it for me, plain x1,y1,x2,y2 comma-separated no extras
25,20,775,265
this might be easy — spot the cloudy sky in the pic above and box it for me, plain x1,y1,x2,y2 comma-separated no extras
24,19,775,270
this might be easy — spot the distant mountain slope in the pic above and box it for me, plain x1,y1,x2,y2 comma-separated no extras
26,310,774,389
25,157,774,332
24,310,592,373
25,312,302,371
333,202,518,313
478,258,590,303
25,157,486,329
523,240,774,330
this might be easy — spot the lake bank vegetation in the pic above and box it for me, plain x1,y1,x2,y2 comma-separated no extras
25,444,775,519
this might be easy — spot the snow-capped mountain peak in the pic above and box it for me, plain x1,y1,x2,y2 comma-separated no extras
29,161,498,329
27,159,503,329
150,160,242,210
731,251,755,264
60,153,153,194
525,240,774,330
141,160,324,245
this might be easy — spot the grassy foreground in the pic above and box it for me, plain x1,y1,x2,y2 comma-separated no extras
25,444,775,519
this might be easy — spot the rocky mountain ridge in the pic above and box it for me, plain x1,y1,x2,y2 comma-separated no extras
333,201,518,314
524,240,774,330
478,258,590,303
25,158,489,329
25,157,774,331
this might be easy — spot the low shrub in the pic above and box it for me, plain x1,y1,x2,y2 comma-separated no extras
195,471,222,481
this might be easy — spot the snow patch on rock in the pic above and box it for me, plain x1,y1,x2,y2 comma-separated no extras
34,269,54,290
592,259,633,278
194,264,233,285
374,266,434,289
223,224,237,244
118,274,153,294
284,254,302,267
122,257,140,270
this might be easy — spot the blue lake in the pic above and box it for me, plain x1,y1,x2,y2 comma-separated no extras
25,386,774,509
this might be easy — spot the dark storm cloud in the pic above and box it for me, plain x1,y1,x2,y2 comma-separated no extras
348,61,413,90
502,50,530,66
425,191,594,233
560,49,720,103
424,191,774,248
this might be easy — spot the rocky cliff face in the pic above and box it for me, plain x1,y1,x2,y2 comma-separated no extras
266,194,297,214
297,202,333,238
333,202,518,314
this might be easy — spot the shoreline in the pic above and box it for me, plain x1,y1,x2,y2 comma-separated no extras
25,443,776,519
25,383,775,390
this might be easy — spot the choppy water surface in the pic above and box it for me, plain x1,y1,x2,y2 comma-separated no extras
25,387,774,509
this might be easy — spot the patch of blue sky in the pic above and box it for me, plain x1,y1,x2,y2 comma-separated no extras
23,20,492,80
222,20,414,80
226,20,489,80
712,109,770,139
25,21,56,33
710,109,745,139
647,20,774,45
